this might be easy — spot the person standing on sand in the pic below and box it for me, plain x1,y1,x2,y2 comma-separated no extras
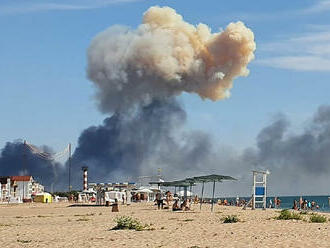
112,199,119,212
277,198,281,208
292,200,298,210
274,197,277,209
156,192,163,210
269,199,272,208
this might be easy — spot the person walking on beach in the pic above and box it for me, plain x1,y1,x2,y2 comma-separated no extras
269,199,272,208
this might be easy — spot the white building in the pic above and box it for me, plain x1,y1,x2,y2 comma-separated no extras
10,176,34,200
0,176,45,202
0,177,11,201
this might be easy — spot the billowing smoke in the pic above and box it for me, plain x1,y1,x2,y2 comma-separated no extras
0,141,65,191
87,6,256,112
1,6,255,192
3,6,329,195
70,6,256,185
70,98,215,184
70,6,256,187
249,105,330,195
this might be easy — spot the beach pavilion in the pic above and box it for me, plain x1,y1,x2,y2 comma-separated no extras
186,174,237,212
150,174,236,211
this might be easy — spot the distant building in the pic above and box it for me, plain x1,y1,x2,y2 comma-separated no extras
0,176,45,202
0,177,11,201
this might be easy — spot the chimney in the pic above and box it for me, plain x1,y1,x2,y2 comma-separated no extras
82,167,88,191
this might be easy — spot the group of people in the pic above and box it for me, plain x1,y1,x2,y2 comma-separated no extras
268,197,282,208
155,192,191,211
293,198,319,210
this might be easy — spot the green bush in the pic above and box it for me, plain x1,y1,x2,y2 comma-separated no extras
310,214,327,223
112,216,146,231
223,215,239,223
277,209,301,220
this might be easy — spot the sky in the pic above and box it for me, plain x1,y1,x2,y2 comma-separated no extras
1,0,330,195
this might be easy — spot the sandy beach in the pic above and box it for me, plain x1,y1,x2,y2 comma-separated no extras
0,202,329,248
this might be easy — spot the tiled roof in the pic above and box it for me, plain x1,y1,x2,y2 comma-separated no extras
10,176,32,182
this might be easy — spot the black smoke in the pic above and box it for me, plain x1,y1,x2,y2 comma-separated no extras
69,98,214,186
2,104,330,195
0,141,65,191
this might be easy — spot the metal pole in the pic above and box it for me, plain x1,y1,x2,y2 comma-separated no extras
211,180,216,212
200,181,204,210
252,172,256,210
68,143,71,192
22,140,26,202
263,173,267,210
189,184,192,200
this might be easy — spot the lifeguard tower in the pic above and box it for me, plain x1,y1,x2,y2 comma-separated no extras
252,170,270,210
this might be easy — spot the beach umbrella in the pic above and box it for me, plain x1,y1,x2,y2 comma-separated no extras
188,174,237,212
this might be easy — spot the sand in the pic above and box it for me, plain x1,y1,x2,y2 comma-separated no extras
0,202,329,248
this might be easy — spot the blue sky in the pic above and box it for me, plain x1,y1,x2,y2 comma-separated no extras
1,0,330,153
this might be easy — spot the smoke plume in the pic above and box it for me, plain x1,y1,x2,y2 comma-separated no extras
70,98,215,184
87,6,256,112
0,141,65,191
70,6,256,187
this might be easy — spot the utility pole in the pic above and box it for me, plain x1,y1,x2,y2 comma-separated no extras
68,143,72,192
22,140,26,203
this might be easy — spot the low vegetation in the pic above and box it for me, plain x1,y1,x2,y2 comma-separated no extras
223,215,239,223
309,214,327,223
76,217,90,222
17,239,32,243
112,216,148,231
74,213,95,217
276,209,301,220
0,223,11,227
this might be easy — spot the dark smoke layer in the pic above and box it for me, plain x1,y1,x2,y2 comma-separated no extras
1,105,330,195
0,141,65,191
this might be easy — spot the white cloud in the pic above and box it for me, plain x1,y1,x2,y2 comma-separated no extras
257,30,330,72
219,1,330,23
257,56,330,72
301,0,330,14
0,0,141,15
